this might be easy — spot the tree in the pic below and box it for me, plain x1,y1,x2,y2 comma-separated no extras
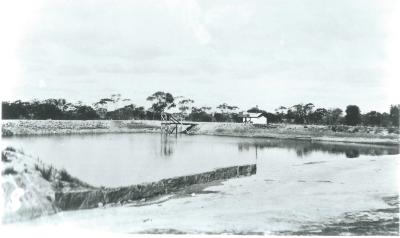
2,100,30,119
189,106,212,122
362,111,382,126
110,93,122,110
285,109,296,123
93,98,114,119
275,106,287,122
303,103,315,123
290,103,314,124
215,103,239,122
309,108,328,124
74,105,99,120
247,106,262,113
389,104,399,127
217,103,239,114
264,112,279,123
146,91,176,119
30,99,64,119
177,97,195,118
106,104,146,120
380,112,391,127
325,108,343,125
345,105,361,126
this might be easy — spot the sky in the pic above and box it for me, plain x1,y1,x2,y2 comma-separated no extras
1,0,399,113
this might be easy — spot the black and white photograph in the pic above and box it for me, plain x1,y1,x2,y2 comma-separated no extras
1,0,399,236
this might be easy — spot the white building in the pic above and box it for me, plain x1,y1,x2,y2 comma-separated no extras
239,112,268,124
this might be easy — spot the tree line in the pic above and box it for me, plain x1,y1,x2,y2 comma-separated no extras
2,91,399,127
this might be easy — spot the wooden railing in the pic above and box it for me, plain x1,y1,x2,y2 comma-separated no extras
161,112,197,135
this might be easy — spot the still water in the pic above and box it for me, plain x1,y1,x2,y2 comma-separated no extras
3,133,398,187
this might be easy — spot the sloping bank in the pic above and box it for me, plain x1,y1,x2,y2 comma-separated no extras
188,122,400,145
1,147,256,222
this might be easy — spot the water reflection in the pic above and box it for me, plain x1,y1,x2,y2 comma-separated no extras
3,134,398,187
160,134,176,157
237,139,399,158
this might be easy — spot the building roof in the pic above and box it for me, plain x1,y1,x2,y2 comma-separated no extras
239,112,264,118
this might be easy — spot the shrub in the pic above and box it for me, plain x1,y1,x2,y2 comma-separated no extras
35,164,53,181
388,127,399,134
59,169,74,182
5,146,16,152
2,167,17,175
2,151,10,162
2,128,13,137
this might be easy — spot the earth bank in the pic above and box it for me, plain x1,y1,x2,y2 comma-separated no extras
2,120,399,145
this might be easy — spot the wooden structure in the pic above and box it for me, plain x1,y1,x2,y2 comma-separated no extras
161,112,198,135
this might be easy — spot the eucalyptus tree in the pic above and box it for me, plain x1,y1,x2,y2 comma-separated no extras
93,98,114,119
216,103,239,114
146,91,176,119
177,97,195,118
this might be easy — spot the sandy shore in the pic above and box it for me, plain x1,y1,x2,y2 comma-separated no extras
3,149,398,235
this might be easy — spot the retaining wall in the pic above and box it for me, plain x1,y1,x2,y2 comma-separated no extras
55,164,257,210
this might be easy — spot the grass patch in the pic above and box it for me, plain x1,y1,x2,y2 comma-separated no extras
2,167,17,175
58,168,93,188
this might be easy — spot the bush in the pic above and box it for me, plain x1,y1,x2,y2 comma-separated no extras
2,167,17,175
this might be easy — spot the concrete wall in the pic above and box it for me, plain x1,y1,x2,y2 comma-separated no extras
55,164,257,210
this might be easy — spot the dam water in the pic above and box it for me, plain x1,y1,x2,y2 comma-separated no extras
2,133,398,187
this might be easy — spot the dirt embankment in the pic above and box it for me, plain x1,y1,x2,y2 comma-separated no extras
1,120,161,137
1,147,93,223
2,120,399,145
188,123,400,145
